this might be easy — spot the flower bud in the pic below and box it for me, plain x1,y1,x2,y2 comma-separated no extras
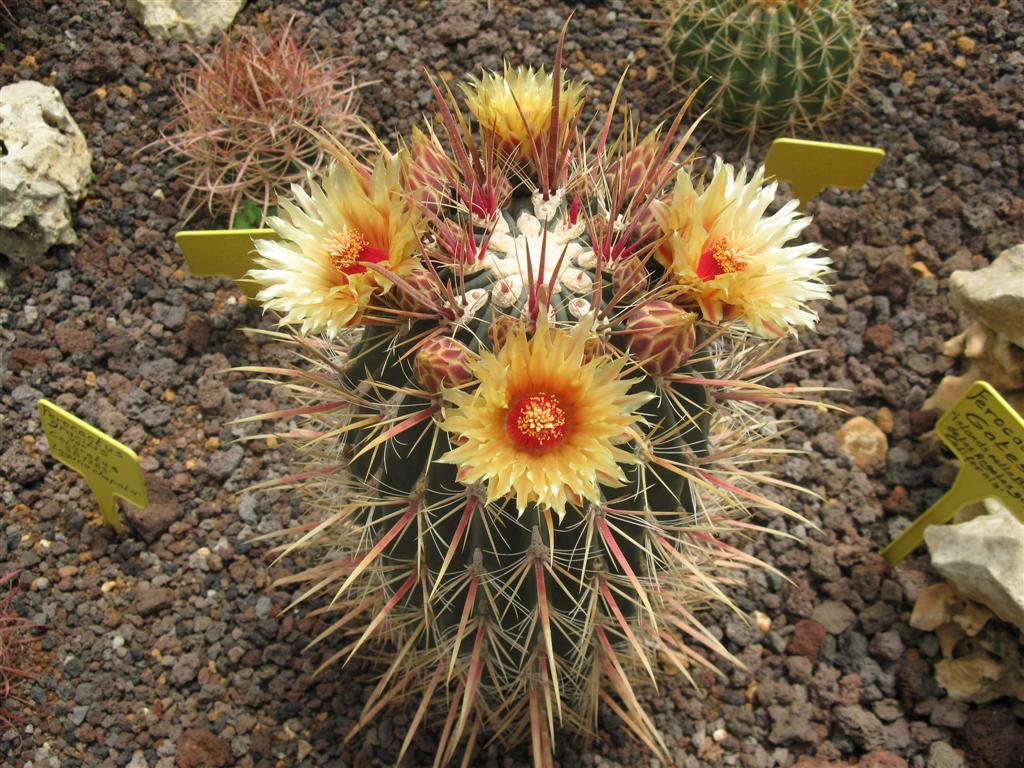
414,336,474,393
626,300,697,375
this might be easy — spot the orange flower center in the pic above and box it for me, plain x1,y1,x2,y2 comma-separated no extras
506,392,568,451
696,238,747,282
324,228,388,280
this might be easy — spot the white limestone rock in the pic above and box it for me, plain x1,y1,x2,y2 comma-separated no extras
950,244,1024,348
0,81,92,269
925,499,1024,633
126,0,246,43
925,244,1024,415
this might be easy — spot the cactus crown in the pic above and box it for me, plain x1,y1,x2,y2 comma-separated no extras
665,0,865,136
246,33,832,767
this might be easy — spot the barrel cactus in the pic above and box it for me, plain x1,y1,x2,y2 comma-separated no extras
244,40,832,766
664,0,865,136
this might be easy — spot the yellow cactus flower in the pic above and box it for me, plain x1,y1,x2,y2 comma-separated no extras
439,314,650,519
462,63,584,159
251,152,421,337
653,160,832,336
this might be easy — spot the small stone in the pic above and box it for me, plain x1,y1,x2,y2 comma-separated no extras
962,707,1024,768
123,473,183,543
255,596,272,620
788,619,828,661
134,587,174,617
71,705,89,725
204,446,243,480
754,611,772,633
175,728,231,768
0,444,46,485
955,36,976,55
169,652,201,687
151,302,187,331
835,705,886,751
812,600,857,635
835,416,888,472
934,650,1024,703
196,375,225,413
56,323,98,355
869,630,904,661
875,407,894,434
794,759,842,768
926,741,964,768
929,698,967,728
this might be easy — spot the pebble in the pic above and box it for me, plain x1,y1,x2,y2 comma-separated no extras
812,600,858,635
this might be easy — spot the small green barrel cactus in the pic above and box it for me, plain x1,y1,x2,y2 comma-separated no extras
665,0,865,135
240,39,832,767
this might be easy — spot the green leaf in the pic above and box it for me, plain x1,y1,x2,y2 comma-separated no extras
232,200,273,230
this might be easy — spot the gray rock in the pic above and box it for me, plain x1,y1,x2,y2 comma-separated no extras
169,651,201,686
126,0,246,43
205,446,243,480
925,499,1024,632
1,444,46,485
949,243,1024,347
767,701,816,745
70,704,89,725
869,630,904,662
238,494,258,524
0,81,92,268
138,358,178,387
123,473,182,543
927,741,965,768
929,698,967,728
151,302,186,330
255,596,272,620
139,405,172,428
11,384,43,412
197,375,226,413
834,704,885,751
811,600,857,635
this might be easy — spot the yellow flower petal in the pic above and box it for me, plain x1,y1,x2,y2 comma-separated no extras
439,314,650,519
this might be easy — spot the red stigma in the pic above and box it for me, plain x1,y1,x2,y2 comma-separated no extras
325,227,388,280
506,392,569,451
696,238,746,282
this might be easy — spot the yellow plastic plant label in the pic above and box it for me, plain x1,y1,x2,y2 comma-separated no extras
764,138,885,209
37,399,148,531
882,381,1024,566
175,228,279,299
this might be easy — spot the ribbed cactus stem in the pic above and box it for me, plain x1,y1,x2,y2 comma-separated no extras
246,47,832,767
666,0,864,134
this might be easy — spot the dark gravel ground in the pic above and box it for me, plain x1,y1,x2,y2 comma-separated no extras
2,1,1023,767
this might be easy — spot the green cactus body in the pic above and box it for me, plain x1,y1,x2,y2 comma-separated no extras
244,53,832,767
667,0,864,134
299,193,722,754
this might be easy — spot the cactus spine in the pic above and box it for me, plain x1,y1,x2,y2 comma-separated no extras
245,36,831,767
666,0,864,135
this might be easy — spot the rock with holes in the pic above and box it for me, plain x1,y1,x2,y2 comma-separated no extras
925,244,1024,415
925,499,1024,633
126,0,246,43
0,81,92,270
